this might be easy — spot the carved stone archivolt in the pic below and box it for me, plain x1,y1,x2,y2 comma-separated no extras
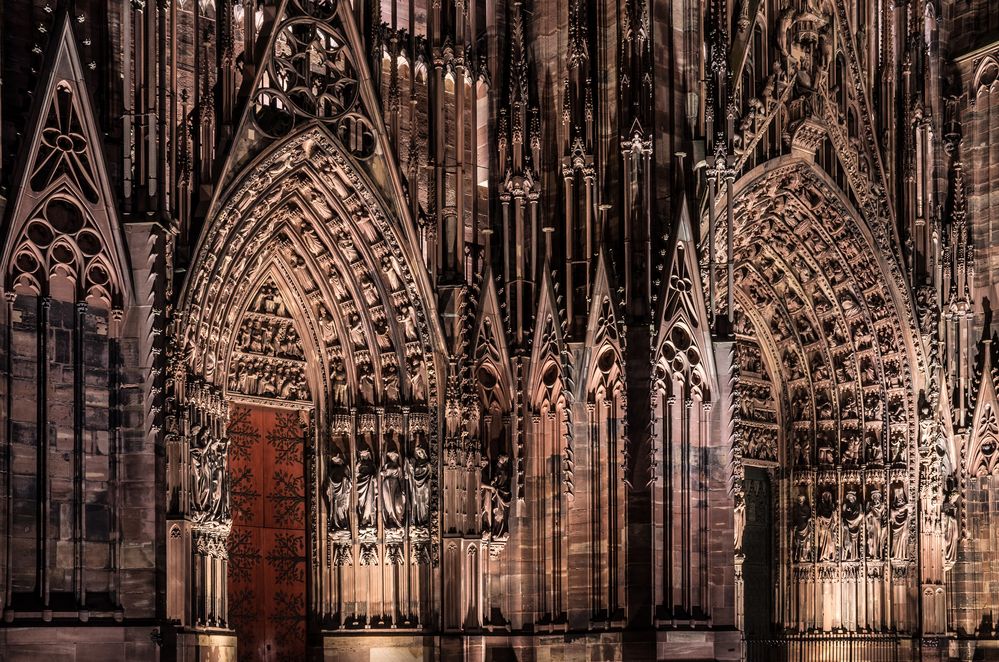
713,159,925,633
173,115,444,632
178,128,439,417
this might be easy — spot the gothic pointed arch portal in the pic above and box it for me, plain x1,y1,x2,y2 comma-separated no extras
711,158,927,636
170,125,445,655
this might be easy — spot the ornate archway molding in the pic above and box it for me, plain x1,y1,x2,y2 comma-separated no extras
177,125,445,382
167,123,447,636
710,156,934,634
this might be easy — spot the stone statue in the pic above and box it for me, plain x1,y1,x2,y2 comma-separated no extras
190,425,230,525
733,492,746,556
331,363,348,406
841,490,863,560
890,486,909,560
942,475,960,566
865,488,886,558
356,447,378,529
407,443,432,527
324,447,351,532
380,442,407,529
481,453,512,538
791,493,812,562
190,427,211,513
815,489,837,562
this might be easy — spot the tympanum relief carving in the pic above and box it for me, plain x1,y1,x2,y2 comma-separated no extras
227,279,311,403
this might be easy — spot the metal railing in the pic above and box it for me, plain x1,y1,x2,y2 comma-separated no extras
745,633,904,662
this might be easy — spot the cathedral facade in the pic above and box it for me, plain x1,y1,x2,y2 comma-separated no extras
1,0,999,660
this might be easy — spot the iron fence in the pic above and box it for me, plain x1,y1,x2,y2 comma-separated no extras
745,633,904,662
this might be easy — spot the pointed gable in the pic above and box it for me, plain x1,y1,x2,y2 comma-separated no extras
212,0,412,231
527,258,575,500
968,339,999,477
527,258,569,407
471,266,514,412
2,14,132,308
583,249,625,400
653,195,715,402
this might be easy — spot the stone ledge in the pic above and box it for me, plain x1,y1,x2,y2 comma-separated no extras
0,625,160,662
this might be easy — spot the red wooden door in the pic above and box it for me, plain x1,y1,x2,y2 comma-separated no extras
227,405,308,661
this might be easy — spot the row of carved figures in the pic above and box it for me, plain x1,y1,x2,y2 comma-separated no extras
236,315,305,359
744,425,905,467
228,354,310,400
786,485,928,563
323,437,433,533
249,282,291,317
786,427,904,467
322,440,511,540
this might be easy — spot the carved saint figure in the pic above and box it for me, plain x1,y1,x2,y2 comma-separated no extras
380,442,407,529
398,304,418,341
331,362,348,406
842,432,862,466
866,430,883,464
383,364,401,402
890,486,910,560
815,489,838,562
408,360,427,402
886,430,905,463
356,447,378,529
348,314,366,348
791,493,813,562
481,453,512,538
841,490,863,560
942,475,960,565
190,425,230,524
324,447,351,532
407,443,432,527
865,488,887,558
733,492,746,556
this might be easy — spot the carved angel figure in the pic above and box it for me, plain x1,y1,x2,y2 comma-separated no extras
380,444,407,529
324,448,352,532
356,447,378,529
407,444,432,527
